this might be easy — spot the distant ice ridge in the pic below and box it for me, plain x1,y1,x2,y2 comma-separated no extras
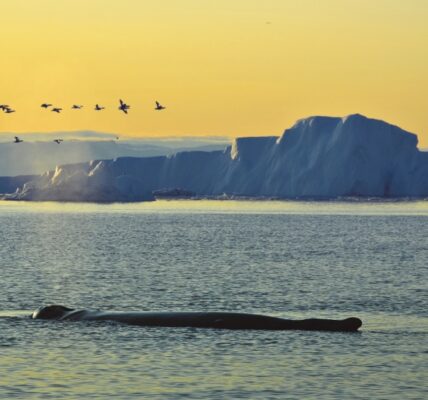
4,114,428,202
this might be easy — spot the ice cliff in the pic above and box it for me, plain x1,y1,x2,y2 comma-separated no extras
5,114,428,202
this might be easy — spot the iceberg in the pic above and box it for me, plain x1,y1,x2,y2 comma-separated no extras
4,114,428,202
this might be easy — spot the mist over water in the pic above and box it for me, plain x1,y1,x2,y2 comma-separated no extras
0,137,228,176
0,200,427,399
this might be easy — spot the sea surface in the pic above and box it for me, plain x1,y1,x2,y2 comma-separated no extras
0,200,427,399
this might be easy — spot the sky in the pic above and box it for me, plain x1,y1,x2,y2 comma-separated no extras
0,0,427,146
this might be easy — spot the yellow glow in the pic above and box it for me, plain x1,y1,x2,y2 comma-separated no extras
0,0,427,146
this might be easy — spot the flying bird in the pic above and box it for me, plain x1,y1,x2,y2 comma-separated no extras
53,139,63,144
118,99,130,114
4,108,16,113
155,101,165,110
72,105,83,109
41,103,52,108
95,104,105,111
0,104,10,111
51,108,62,113
14,136,23,143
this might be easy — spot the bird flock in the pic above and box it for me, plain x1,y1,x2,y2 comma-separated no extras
2,99,165,115
2,99,166,144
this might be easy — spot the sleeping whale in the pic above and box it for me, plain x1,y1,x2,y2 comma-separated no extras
31,305,362,332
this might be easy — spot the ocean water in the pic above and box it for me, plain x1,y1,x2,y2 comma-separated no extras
0,200,427,399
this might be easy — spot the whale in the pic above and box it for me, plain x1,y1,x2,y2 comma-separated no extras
31,305,362,332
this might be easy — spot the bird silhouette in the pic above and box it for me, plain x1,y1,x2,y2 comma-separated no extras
72,105,83,109
41,103,52,108
118,99,130,114
4,108,16,113
53,139,63,144
0,104,10,111
14,136,23,143
155,101,165,110
51,108,62,113
95,104,105,111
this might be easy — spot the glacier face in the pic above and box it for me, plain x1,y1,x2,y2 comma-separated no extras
5,114,428,202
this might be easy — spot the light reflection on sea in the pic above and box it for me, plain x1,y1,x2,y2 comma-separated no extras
1,198,428,215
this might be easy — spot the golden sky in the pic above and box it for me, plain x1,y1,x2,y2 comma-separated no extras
0,0,427,146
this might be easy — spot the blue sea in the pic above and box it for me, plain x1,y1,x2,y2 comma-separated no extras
0,200,427,399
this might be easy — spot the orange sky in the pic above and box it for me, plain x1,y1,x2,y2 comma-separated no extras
0,0,427,146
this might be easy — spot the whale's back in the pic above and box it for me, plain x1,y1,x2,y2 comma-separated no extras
32,305,74,320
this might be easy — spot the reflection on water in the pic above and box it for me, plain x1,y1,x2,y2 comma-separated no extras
1,198,428,215
0,200,427,399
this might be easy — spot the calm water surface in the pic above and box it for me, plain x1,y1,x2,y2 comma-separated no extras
0,200,427,399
